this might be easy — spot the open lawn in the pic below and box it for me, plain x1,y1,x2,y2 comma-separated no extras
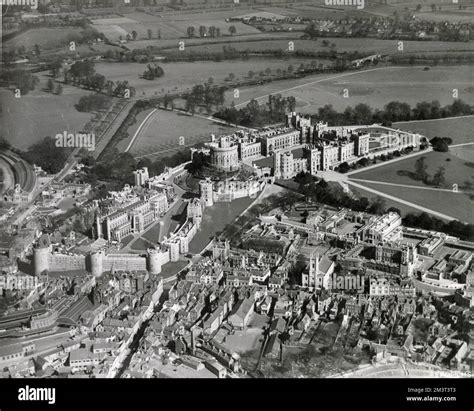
349,150,474,191
188,195,255,254
0,73,94,150
123,109,235,159
3,27,84,52
180,37,474,55
353,181,474,223
395,116,474,145
124,31,301,50
221,327,264,354
95,57,322,99
228,65,474,113
141,222,161,244
350,185,440,219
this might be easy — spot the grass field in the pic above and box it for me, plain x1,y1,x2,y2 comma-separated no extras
124,109,234,160
124,31,301,50
350,185,427,218
395,116,474,145
349,150,474,190
91,11,261,41
94,57,322,98
0,73,94,150
180,37,474,55
188,195,255,254
353,181,474,223
3,27,84,52
228,65,474,113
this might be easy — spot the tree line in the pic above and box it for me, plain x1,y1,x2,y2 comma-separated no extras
183,81,226,114
61,60,136,98
313,99,472,126
215,94,296,127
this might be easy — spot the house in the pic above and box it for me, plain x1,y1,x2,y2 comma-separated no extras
228,297,255,330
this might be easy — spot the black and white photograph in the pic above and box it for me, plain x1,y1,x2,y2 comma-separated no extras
0,0,473,409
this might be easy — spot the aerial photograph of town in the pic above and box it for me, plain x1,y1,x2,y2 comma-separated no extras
0,0,473,408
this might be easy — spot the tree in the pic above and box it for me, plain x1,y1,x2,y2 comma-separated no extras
338,162,350,173
415,156,429,183
143,64,164,80
163,94,172,109
248,70,255,78
209,26,217,38
187,27,195,38
199,26,207,38
55,84,63,95
131,31,138,41
432,166,446,187
147,29,152,40
228,25,236,36
368,196,387,215
46,78,55,92
430,137,450,152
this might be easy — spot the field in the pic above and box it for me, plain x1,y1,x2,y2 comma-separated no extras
349,150,474,190
227,65,474,113
3,27,84,52
395,116,474,145
0,72,94,150
94,57,322,98
350,185,426,218
124,31,300,51
123,109,235,160
179,37,474,56
188,195,255,254
90,11,261,42
352,181,474,223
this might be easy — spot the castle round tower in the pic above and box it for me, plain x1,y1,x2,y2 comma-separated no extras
147,248,162,275
90,251,104,277
34,234,51,276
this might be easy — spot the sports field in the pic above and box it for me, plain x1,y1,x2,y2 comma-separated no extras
228,65,474,113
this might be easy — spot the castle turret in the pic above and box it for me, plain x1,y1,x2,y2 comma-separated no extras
147,248,162,275
199,178,214,207
34,234,51,276
90,251,104,277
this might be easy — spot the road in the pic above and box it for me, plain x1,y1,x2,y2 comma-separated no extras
316,142,474,223
347,179,460,222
